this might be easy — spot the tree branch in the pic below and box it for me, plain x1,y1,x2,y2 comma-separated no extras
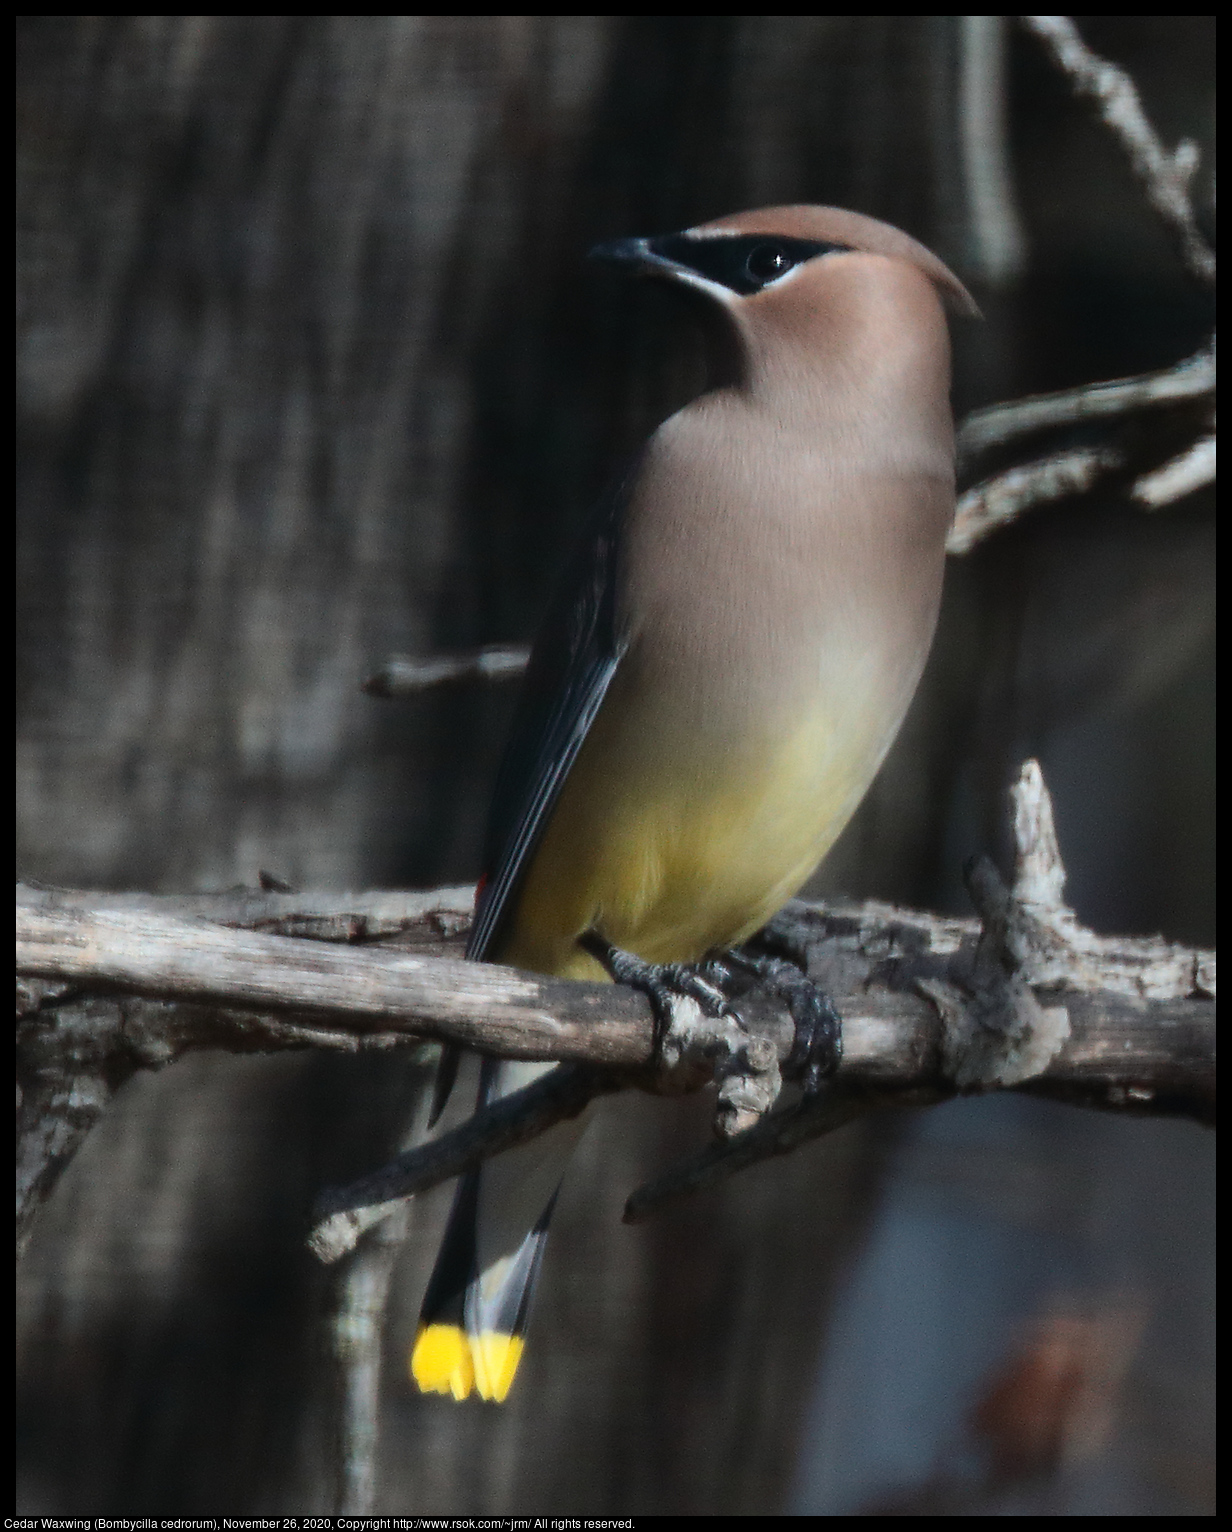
956,339,1216,465
17,762,1214,1261
15,889,653,1065
1020,16,1215,287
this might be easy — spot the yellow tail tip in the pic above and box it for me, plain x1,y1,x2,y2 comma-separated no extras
410,1323,474,1400
409,1324,526,1403
472,1331,525,1403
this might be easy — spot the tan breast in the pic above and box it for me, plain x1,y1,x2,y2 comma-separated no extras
496,390,953,980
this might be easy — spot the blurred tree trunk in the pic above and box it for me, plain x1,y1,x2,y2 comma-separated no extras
17,15,1213,1514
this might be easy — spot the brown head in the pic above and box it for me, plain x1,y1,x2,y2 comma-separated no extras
592,204,976,420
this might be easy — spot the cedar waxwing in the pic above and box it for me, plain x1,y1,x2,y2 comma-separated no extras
411,205,976,1402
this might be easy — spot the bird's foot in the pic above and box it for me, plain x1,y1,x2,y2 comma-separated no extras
580,932,786,1134
578,932,737,1051
721,949,842,1096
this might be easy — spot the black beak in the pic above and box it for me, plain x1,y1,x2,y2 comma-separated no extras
588,236,668,275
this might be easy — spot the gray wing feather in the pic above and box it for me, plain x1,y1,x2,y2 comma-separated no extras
466,469,632,962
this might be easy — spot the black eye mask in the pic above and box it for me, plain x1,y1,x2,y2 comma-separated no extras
647,233,850,296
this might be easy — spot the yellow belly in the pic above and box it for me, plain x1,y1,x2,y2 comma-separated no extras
494,697,883,981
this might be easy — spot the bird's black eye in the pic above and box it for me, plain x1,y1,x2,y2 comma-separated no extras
745,243,795,285
639,232,848,296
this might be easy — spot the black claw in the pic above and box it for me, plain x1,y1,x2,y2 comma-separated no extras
579,933,840,1092
726,948,842,1096
579,932,738,1050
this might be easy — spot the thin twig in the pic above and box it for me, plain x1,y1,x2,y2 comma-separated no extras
361,646,531,697
1021,16,1215,286
309,1065,616,1263
948,446,1124,554
957,339,1216,465
623,1085,882,1223
1133,431,1217,508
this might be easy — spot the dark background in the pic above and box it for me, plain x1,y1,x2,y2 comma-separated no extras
17,16,1214,1515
